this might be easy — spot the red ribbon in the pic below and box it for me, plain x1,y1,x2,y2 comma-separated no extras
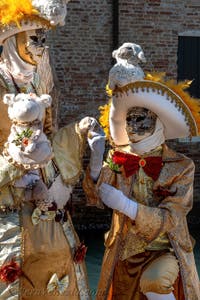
112,151,163,180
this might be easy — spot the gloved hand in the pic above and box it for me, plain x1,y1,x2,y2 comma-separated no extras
14,170,40,188
87,119,105,181
98,183,138,220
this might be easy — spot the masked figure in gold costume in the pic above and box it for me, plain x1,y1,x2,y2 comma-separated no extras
84,43,200,300
0,1,94,299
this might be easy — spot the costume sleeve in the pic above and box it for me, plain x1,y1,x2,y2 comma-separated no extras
52,122,87,185
0,155,24,189
43,107,53,137
135,158,194,242
83,163,115,208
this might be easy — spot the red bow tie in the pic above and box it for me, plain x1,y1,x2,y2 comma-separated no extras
112,151,163,181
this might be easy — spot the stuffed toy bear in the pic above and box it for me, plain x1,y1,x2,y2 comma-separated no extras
3,93,53,168
108,42,146,90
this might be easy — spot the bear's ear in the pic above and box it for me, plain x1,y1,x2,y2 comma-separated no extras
112,49,118,59
38,94,52,108
3,94,16,106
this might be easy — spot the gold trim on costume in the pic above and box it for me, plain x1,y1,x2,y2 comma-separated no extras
62,212,91,300
19,210,24,300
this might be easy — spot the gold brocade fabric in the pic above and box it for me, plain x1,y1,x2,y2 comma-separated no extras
52,123,85,185
21,202,83,300
0,155,24,189
43,106,53,137
0,85,12,152
132,148,171,252
82,166,104,209
119,147,171,260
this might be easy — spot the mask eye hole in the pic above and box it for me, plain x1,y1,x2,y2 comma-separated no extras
30,36,38,43
136,116,146,122
126,116,132,122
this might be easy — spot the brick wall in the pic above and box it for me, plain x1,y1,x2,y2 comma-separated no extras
48,0,200,229
47,0,113,127
119,0,200,78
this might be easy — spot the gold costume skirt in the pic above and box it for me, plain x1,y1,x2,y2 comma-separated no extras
0,203,90,300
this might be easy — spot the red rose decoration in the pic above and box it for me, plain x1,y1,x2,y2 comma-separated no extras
22,137,29,146
73,242,87,264
0,259,22,283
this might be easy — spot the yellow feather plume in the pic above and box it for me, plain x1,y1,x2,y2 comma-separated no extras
106,83,113,97
145,72,166,82
0,0,39,28
99,100,111,139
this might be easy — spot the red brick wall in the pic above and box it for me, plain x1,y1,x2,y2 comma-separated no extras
47,0,112,127
48,1,200,228
119,0,200,77
48,0,200,122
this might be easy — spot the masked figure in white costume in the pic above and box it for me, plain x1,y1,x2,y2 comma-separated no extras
83,43,200,300
0,1,93,299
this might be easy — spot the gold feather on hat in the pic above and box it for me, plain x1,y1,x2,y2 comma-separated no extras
0,0,39,28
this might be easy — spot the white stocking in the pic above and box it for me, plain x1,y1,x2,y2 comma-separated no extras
145,292,176,300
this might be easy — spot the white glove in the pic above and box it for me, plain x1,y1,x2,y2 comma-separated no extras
48,175,72,209
87,119,105,181
99,183,138,220
14,170,40,188
146,292,176,300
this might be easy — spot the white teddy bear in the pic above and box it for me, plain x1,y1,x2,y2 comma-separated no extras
108,42,146,90
3,93,53,168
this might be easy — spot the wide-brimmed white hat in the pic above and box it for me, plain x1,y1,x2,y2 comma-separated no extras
0,0,71,45
100,77,200,146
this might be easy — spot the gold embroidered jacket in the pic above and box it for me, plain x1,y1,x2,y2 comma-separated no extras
83,144,200,300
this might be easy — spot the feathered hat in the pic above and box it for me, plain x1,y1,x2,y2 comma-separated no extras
0,0,71,45
99,74,200,145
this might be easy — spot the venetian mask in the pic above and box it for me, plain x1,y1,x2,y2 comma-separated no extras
126,107,157,142
16,29,47,65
